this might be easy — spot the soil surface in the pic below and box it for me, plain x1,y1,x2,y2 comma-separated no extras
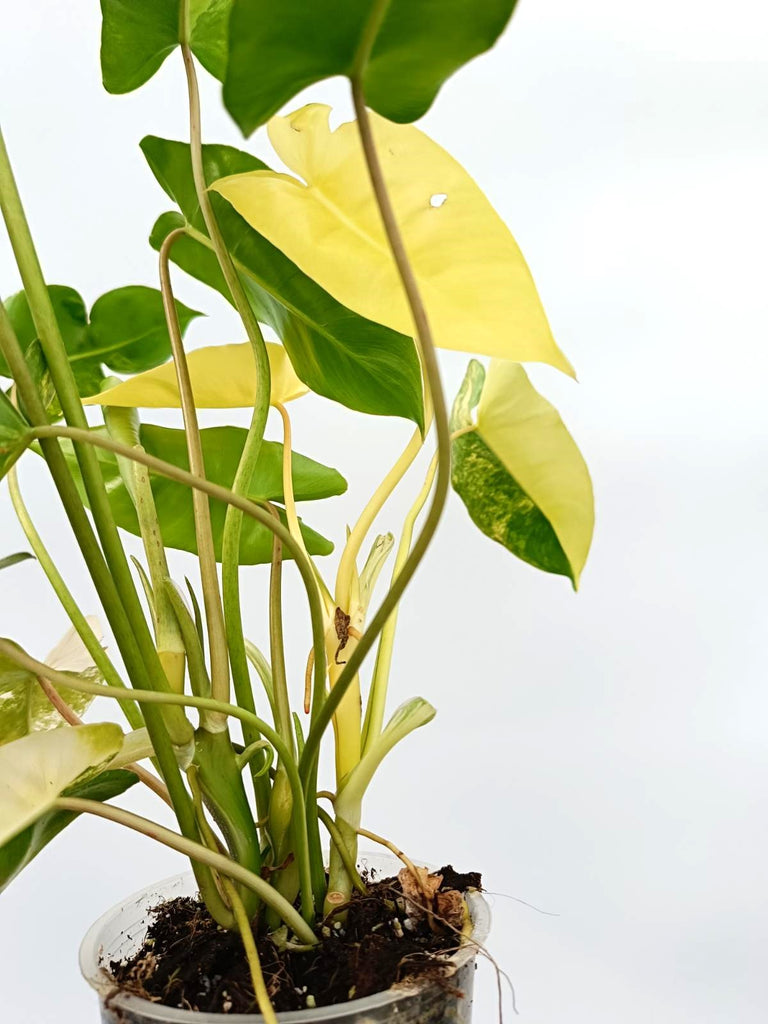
109,865,482,1014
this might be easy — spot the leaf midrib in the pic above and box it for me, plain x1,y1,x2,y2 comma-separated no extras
68,333,163,364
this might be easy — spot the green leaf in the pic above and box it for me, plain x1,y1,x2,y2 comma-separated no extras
58,424,344,564
0,769,137,893
451,360,594,587
2,286,99,396
189,0,234,80
0,553,34,572
223,0,519,135
100,0,233,94
141,136,424,428
0,723,124,848
0,390,30,482
89,286,200,375
0,624,103,746
21,339,63,421
2,285,200,399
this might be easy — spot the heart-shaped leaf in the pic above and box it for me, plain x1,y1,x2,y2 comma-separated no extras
57,424,343,563
451,360,594,587
223,0,519,134
83,342,307,408
141,136,425,428
89,286,201,374
1,286,200,399
212,105,573,374
0,769,137,893
0,622,103,746
100,0,233,93
1,287,96,394
0,723,124,847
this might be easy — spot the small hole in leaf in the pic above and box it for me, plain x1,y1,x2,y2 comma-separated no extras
430,193,448,208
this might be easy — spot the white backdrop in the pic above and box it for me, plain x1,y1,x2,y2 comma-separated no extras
2,2,768,1022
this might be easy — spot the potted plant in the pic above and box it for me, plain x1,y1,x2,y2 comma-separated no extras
0,1,594,1020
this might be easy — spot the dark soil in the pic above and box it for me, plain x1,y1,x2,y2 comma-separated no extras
109,865,482,1014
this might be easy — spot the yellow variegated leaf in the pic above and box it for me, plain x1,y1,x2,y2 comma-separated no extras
211,104,573,376
83,342,308,409
0,723,123,846
0,621,103,745
477,360,594,586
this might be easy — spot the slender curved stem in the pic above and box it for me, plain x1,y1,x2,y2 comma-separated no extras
222,878,279,1023
179,43,268,363
0,291,198,856
265,506,301,911
7,464,139,725
0,640,316,927
362,453,438,752
274,402,306,556
299,83,453,784
34,675,171,805
103,406,185,695
335,422,429,614
29,422,328,719
179,36,292,821
355,825,424,893
159,227,229,715
317,807,367,897
222,400,273,821
267,504,293,749
0,130,187,709
53,797,317,944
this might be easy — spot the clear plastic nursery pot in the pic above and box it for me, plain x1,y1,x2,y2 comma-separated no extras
80,853,491,1024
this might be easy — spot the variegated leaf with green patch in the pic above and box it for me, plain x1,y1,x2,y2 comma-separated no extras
451,360,593,588
0,622,103,746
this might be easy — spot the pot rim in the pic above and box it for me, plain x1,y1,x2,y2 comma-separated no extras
80,863,491,1021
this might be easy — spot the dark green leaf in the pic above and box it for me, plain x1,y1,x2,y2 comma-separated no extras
100,0,233,94
88,286,200,376
190,0,234,80
2,286,100,396
142,136,424,428
2,285,200,400
0,390,30,482
223,0,519,134
59,424,344,563
0,552,34,572
0,769,137,892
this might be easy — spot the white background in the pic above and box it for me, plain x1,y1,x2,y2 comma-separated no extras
2,1,768,1021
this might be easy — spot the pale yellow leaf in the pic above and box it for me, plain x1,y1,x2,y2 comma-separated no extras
211,104,574,375
477,360,594,586
83,342,308,409
46,617,102,674
0,723,123,846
